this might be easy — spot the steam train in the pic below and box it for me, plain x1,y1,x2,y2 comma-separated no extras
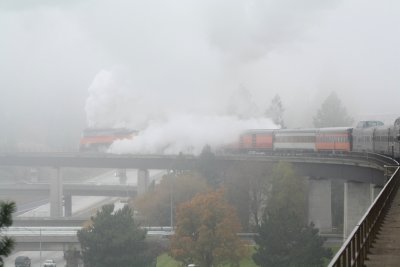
235,118,400,160
79,128,137,152
79,118,400,160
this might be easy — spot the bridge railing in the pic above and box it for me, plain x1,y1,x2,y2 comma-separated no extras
328,165,400,267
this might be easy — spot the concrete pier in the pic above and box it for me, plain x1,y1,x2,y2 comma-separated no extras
308,178,332,233
137,169,150,196
50,168,63,217
343,181,371,238
64,194,72,217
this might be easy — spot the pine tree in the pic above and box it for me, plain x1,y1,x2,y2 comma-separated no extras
253,210,331,267
78,204,158,267
197,145,220,188
0,201,16,267
265,94,285,128
313,92,353,127
252,162,332,267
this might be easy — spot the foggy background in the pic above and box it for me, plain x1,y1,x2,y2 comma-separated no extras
1,0,399,152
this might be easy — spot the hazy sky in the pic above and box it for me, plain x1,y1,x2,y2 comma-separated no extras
1,0,399,151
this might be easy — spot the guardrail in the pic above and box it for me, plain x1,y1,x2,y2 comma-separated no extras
328,165,400,267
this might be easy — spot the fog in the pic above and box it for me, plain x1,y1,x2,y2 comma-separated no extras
1,0,400,152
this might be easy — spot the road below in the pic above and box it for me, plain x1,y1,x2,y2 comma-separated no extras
4,251,66,267
3,168,165,266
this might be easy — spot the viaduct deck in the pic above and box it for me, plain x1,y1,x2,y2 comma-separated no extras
364,187,400,266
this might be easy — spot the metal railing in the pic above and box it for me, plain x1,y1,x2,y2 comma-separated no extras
328,165,400,267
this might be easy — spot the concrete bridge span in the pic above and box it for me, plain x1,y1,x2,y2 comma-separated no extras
1,151,397,237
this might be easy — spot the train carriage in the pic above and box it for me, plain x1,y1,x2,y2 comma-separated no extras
373,126,396,157
316,127,352,152
273,129,316,151
238,129,274,152
352,127,375,152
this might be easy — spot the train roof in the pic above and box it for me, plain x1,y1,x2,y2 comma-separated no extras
242,129,275,134
317,127,353,132
275,128,317,133
82,128,137,136
355,120,384,128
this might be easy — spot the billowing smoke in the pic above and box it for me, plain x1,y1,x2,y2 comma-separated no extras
86,69,277,154
110,114,276,155
83,0,341,154
85,68,164,130
204,0,338,63
3,0,400,150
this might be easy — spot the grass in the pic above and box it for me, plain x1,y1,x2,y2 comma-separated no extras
157,248,335,267
156,251,259,267
156,253,180,267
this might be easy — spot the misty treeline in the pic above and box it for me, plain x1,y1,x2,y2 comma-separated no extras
264,91,354,129
131,147,332,266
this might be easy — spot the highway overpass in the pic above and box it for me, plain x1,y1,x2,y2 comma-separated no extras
0,183,136,197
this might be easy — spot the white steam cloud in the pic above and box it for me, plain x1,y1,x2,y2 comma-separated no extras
86,69,278,154
83,0,341,154
110,114,276,155
2,0,400,150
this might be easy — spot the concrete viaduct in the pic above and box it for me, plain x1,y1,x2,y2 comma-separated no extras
0,151,397,238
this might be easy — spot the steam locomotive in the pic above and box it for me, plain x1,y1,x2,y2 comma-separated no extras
235,118,400,160
79,128,137,152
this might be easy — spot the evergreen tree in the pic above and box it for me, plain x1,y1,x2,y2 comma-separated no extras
253,210,331,267
313,92,353,127
64,247,82,267
78,204,158,267
0,201,16,267
197,145,220,188
252,162,332,267
265,94,285,128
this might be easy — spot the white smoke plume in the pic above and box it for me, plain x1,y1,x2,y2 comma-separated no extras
109,114,277,155
83,0,340,154
86,69,278,154
85,68,164,130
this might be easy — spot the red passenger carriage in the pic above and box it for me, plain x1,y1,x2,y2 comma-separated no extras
238,130,274,152
315,128,352,152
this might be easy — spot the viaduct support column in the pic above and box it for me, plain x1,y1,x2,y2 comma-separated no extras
50,167,63,217
370,184,382,203
308,178,332,233
137,169,149,196
64,194,72,217
343,182,371,238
